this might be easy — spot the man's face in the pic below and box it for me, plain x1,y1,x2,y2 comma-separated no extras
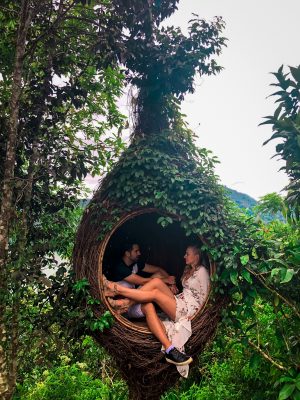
127,244,141,263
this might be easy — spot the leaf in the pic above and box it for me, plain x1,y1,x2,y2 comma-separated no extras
280,269,295,284
293,389,300,400
251,247,258,259
240,254,249,266
271,268,281,278
278,377,296,384
241,269,252,283
230,270,238,286
274,294,280,307
247,287,258,298
278,383,295,400
249,353,261,369
290,66,300,83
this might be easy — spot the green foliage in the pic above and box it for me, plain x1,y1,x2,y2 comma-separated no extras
127,15,226,95
11,269,118,393
1,2,299,399
163,299,298,400
163,320,278,399
261,65,300,213
0,1,132,395
275,371,300,400
14,363,128,400
87,110,299,381
223,220,300,387
254,192,290,224
128,15,226,133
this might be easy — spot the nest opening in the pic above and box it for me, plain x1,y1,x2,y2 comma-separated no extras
99,209,213,332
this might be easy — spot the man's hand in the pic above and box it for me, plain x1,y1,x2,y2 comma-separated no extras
163,275,176,285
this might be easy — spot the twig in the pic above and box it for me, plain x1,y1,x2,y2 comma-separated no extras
246,267,300,319
248,339,287,371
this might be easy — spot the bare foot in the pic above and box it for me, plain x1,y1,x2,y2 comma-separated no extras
108,297,130,313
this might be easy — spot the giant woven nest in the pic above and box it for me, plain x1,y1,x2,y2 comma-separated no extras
73,131,231,400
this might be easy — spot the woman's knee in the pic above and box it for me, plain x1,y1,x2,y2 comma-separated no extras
151,277,164,288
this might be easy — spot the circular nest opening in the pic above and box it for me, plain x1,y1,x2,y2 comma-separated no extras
98,209,215,333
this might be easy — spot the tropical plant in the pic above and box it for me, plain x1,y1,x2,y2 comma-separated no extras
261,65,300,216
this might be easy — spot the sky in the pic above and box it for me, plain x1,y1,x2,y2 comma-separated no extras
164,0,300,200
87,0,300,200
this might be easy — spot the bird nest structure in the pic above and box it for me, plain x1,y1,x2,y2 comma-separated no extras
73,130,233,399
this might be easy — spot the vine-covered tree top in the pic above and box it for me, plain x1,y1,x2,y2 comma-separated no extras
125,14,226,134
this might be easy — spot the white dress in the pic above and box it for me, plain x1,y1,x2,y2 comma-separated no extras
162,265,210,377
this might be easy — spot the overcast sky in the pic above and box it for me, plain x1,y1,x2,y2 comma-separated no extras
164,0,300,200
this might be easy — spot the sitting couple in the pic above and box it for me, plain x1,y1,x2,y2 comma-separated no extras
103,242,210,369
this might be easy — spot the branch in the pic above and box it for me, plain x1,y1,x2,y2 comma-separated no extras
247,267,300,319
0,6,19,15
248,339,287,371
25,0,77,60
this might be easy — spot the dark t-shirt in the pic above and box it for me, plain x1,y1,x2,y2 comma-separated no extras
111,259,148,282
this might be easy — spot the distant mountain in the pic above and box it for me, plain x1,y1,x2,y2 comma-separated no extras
225,187,257,209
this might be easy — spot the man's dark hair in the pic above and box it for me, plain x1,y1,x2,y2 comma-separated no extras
120,242,138,256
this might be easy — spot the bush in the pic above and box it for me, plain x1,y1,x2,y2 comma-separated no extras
14,363,128,400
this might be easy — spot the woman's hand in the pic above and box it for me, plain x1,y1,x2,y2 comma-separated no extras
169,284,179,295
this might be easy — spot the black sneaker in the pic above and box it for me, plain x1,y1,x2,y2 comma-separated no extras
165,348,193,366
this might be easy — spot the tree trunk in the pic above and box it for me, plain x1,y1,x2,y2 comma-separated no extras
6,302,20,400
0,1,33,398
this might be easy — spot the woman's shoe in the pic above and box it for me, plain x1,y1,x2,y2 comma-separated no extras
165,348,193,366
102,275,118,297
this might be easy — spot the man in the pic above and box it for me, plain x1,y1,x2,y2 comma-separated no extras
109,242,177,317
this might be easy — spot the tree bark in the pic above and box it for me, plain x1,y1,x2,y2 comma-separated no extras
0,1,33,398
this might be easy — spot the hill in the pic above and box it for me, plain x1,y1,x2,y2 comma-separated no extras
225,187,257,209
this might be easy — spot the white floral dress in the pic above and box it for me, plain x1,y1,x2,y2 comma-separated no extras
161,265,210,377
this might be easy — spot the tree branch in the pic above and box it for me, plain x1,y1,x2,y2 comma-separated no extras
247,267,300,319
248,339,287,371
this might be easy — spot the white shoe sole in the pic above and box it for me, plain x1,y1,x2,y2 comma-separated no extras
165,356,193,366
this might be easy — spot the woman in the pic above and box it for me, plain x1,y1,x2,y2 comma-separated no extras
103,245,210,369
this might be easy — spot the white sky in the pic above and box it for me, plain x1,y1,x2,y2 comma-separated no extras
87,0,299,200
165,0,300,200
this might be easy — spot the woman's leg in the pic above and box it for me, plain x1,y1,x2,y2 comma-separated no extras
106,278,173,313
141,303,171,349
104,278,176,320
138,277,174,299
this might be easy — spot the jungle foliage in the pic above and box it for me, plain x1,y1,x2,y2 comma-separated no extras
261,65,300,214
13,192,300,400
0,0,299,399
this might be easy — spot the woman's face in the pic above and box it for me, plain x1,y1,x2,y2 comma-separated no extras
184,247,199,266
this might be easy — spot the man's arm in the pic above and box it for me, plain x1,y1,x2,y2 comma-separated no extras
123,264,176,286
143,264,176,285
143,263,169,277
123,273,153,286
